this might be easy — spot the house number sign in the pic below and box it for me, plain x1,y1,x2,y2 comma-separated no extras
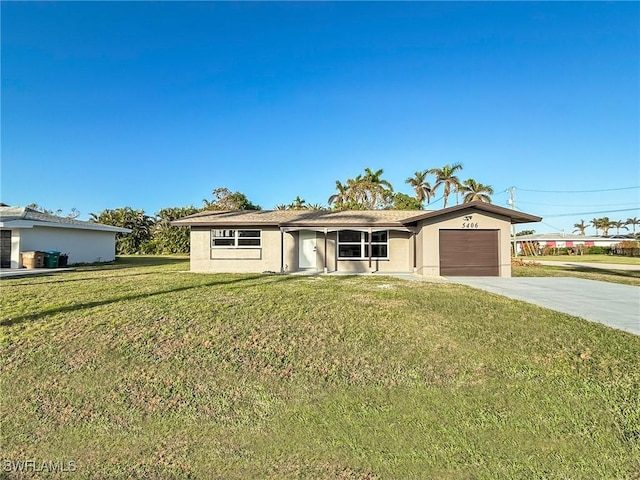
461,215,479,229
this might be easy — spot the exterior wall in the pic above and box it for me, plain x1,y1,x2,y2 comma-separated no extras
333,230,412,274
417,211,512,277
17,226,118,265
415,229,423,274
9,230,21,269
190,226,295,273
190,227,413,274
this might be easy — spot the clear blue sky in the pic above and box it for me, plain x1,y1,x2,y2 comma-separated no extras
2,2,639,234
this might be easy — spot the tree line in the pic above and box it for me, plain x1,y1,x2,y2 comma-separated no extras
90,188,259,255
573,217,640,237
86,164,496,254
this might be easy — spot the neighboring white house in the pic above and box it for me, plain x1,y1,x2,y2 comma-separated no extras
514,232,633,254
0,206,131,268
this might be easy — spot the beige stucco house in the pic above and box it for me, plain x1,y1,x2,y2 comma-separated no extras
172,202,541,277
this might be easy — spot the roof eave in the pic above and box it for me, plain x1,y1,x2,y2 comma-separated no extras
403,201,542,225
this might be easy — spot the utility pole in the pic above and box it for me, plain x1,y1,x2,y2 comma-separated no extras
507,187,517,257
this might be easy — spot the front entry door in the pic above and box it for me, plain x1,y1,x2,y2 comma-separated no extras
299,230,317,269
1,230,11,268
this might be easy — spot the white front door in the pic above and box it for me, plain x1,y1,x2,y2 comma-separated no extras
299,230,317,269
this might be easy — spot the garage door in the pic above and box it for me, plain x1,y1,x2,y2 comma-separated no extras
1,230,11,268
439,229,499,276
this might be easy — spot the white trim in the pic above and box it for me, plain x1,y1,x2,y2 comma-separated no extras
337,230,389,260
211,229,262,249
0,220,131,233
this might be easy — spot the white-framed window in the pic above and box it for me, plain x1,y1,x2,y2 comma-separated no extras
337,230,389,260
211,229,261,248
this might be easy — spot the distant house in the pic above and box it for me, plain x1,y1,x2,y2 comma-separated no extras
0,206,131,268
172,202,541,277
514,233,632,254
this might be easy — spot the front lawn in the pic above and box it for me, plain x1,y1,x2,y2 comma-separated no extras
520,254,640,265
1,257,639,478
513,264,640,286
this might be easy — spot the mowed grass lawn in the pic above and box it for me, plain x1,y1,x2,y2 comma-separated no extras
513,257,640,286
529,254,640,265
1,257,639,479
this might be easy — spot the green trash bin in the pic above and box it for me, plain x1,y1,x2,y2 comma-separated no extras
44,251,61,268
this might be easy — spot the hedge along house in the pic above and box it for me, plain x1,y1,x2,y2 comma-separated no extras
0,206,131,268
172,202,541,277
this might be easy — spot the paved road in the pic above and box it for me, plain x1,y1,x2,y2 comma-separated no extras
450,277,640,336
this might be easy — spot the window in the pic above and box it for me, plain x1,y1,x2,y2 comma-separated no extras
337,230,388,259
211,229,261,248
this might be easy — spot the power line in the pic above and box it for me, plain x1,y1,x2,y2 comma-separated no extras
518,201,639,207
540,207,640,218
517,186,639,193
513,205,564,232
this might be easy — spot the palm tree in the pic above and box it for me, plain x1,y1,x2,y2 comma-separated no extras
611,220,628,235
427,163,463,208
306,203,326,211
361,167,394,209
288,196,307,210
274,204,288,210
590,218,601,236
573,220,588,236
626,217,640,235
599,217,612,236
328,180,350,209
329,168,394,210
405,171,433,205
459,179,494,203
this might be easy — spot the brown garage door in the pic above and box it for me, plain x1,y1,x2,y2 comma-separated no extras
439,229,499,276
1,230,11,268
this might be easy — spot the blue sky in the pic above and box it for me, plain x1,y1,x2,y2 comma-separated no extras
2,2,639,234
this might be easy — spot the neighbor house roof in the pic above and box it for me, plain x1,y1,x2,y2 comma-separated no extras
171,201,541,228
0,206,131,233
515,233,633,242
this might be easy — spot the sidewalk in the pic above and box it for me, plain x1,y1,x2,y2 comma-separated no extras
0,268,74,279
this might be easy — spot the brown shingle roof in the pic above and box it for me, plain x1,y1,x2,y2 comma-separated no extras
171,209,426,227
171,202,541,227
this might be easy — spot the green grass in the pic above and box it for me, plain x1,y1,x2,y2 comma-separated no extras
521,254,640,265
2,256,639,479
513,264,640,286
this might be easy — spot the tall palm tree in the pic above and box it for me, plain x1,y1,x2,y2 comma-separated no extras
590,218,600,236
362,168,394,208
573,220,588,236
405,171,433,205
347,168,394,209
611,220,628,235
599,217,612,236
459,179,494,203
626,217,640,235
328,180,350,209
427,163,463,208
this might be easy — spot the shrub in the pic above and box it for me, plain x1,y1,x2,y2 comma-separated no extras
585,246,611,255
611,241,640,257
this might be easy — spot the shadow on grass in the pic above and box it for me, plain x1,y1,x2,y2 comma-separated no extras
74,255,189,271
4,270,178,287
564,265,640,280
1,256,191,286
1,274,298,328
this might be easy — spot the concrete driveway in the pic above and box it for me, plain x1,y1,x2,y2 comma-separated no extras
449,277,640,336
